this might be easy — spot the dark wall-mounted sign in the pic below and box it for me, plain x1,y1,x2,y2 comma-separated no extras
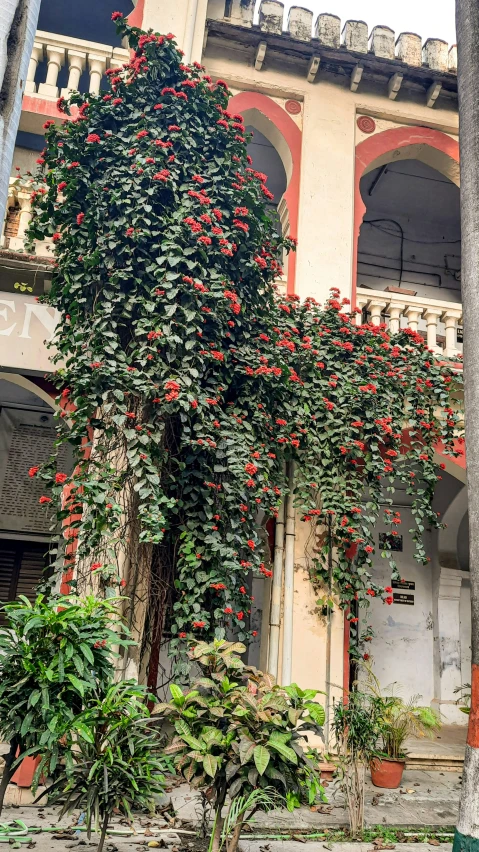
393,592,414,606
392,579,416,591
379,532,403,552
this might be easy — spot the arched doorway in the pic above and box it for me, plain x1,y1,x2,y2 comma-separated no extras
0,374,72,616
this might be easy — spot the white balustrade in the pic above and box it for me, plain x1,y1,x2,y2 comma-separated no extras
26,31,129,101
1,178,53,257
357,286,463,359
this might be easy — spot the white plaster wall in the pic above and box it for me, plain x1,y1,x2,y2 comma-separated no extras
359,510,435,706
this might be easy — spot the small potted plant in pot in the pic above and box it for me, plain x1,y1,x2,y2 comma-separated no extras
371,693,441,788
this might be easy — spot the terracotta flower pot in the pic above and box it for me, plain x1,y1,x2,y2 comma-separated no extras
370,756,405,789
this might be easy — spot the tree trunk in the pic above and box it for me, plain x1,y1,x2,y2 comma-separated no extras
97,813,109,852
0,0,42,223
455,2,479,850
0,738,19,816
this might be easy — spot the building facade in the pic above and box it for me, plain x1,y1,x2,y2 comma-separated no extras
0,0,470,734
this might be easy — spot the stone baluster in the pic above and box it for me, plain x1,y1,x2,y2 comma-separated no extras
368,298,387,327
88,53,108,95
354,294,369,324
404,306,423,333
388,301,403,334
16,193,33,239
442,308,462,357
61,50,87,97
38,44,65,98
423,307,443,353
25,41,44,94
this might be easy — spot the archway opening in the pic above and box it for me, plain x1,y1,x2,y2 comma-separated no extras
246,126,287,233
0,377,73,618
358,159,461,304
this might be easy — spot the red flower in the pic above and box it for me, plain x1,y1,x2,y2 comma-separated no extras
237,611,244,620
224,607,233,614
363,653,370,661
28,466,39,477
90,361,102,368
384,586,393,593
193,621,206,628
364,545,374,554
120,579,127,588
112,97,123,105
52,232,61,242
126,227,134,236
386,596,394,605
111,10,123,19
57,181,67,191
137,130,149,138
39,496,51,504
179,632,187,638
55,472,67,484
245,463,258,476
76,212,84,225
86,133,101,143
247,539,255,550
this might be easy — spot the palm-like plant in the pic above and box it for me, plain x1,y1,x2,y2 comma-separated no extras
46,681,168,852
378,694,441,759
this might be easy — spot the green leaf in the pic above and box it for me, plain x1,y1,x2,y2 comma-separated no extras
203,753,218,778
253,745,270,776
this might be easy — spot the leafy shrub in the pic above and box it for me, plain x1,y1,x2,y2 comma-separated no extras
155,640,325,852
47,681,168,852
0,595,131,813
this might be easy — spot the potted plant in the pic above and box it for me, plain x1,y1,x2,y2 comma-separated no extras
371,693,441,789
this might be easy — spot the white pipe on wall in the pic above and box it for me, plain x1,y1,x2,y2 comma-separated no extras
183,0,199,63
281,462,296,686
267,472,286,680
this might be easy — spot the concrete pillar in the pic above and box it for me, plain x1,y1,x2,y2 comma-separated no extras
388,302,403,334
61,50,86,98
37,45,65,98
404,306,423,332
88,54,107,95
368,298,387,326
423,307,443,353
395,32,422,66
287,7,313,42
432,567,465,724
25,42,43,94
295,84,356,304
442,308,462,357
141,0,208,64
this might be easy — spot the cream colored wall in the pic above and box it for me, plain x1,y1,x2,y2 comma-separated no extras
202,44,459,307
142,0,208,63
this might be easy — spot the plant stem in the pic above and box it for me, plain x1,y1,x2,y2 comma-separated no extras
0,738,19,817
97,813,109,852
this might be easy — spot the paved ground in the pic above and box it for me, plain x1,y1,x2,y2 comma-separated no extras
169,770,462,830
0,768,461,851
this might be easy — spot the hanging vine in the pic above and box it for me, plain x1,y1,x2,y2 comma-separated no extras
26,14,464,677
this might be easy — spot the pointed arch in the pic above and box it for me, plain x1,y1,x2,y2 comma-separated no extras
228,92,302,295
353,126,460,306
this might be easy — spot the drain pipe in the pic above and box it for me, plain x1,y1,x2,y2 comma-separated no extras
267,464,286,680
324,516,334,745
281,462,296,686
183,0,199,62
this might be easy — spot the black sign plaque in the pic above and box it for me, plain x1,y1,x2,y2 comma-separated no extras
393,592,414,606
392,579,415,591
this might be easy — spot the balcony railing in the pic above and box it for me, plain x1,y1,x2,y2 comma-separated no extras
26,31,129,99
357,286,463,358
1,178,52,258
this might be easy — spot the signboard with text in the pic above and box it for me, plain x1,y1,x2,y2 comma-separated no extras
0,293,59,373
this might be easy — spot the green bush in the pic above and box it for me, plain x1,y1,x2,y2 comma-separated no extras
155,640,325,852
0,594,131,813
47,681,168,852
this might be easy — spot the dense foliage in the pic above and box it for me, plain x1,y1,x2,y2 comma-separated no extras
157,640,325,849
27,14,464,673
0,595,128,811
47,681,167,852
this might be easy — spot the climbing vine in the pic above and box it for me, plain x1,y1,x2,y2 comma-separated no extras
27,14,464,677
